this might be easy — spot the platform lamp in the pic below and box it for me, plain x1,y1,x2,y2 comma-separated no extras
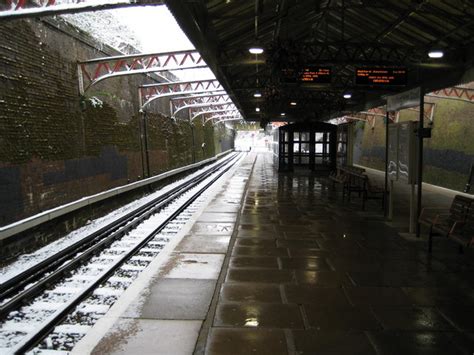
428,49,444,58
249,43,264,55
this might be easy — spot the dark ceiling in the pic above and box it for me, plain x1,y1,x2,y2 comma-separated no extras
165,0,474,123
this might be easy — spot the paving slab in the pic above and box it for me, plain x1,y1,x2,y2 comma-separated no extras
123,278,216,320
367,331,473,355
91,319,201,355
214,303,304,329
205,328,288,355
219,283,283,303
177,235,231,253
197,212,238,223
229,256,279,269
292,330,377,355
284,285,350,306
190,222,235,235
164,253,225,280
279,256,332,270
371,306,455,331
304,305,383,331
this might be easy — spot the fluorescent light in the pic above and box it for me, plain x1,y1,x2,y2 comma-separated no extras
280,112,286,116
249,46,264,54
255,107,260,112
343,93,352,99
428,50,444,58
290,101,297,106
254,91,262,98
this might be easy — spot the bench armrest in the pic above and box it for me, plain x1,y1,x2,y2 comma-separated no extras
449,220,466,235
419,208,448,223
421,207,449,212
432,213,453,226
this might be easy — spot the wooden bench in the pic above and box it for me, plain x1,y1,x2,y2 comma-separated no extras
343,172,385,210
329,165,365,189
329,168,347,187
364,175,385,210
448,207,474,252
419,195,474,253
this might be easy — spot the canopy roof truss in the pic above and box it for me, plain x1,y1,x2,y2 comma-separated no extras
78,50,205,94
139,79,224,109
172,99,234,118
171,93,230,113
166,0,474,123
191,108,240,122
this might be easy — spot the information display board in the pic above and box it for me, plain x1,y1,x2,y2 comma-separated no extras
355,67,407,86
299,67,331,83
282,67,332,84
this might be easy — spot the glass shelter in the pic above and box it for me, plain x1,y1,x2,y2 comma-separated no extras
276,122,337,172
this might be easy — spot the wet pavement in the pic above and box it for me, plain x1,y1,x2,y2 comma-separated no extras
201,153,474,355
79,152,474,354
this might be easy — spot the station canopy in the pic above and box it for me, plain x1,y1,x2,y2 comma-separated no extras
165,0,474,123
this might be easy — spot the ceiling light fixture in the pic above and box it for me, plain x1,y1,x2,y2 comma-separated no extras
255,107,260,112
249,46,264,55
290,101,297,106
254,91,262,98
280,112,286,116
428,50,444,58
343,93,352,99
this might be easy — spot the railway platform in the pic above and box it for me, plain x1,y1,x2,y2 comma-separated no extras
74,152,473,355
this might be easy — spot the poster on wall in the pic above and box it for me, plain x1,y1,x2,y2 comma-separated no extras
398,121,418,184
388,125,398,181
388,121,418,184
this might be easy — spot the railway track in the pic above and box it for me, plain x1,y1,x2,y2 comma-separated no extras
0,152,242,354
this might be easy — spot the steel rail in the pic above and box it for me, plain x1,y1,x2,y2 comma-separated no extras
0,153,236,314
9,153,241,354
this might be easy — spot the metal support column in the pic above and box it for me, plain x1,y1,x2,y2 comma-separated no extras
416,87,425,238
143,111,151,178
189,110,196,164
309,128,315,171
384,111,390,216
138,111,146,179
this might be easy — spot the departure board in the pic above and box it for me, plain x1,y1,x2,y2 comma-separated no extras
282,67,332,84
299,67,332,83
355,67,407,86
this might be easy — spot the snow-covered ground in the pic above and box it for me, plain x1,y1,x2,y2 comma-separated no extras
0,157,232,284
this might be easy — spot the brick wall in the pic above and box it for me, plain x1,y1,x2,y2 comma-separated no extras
0,17,234,226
